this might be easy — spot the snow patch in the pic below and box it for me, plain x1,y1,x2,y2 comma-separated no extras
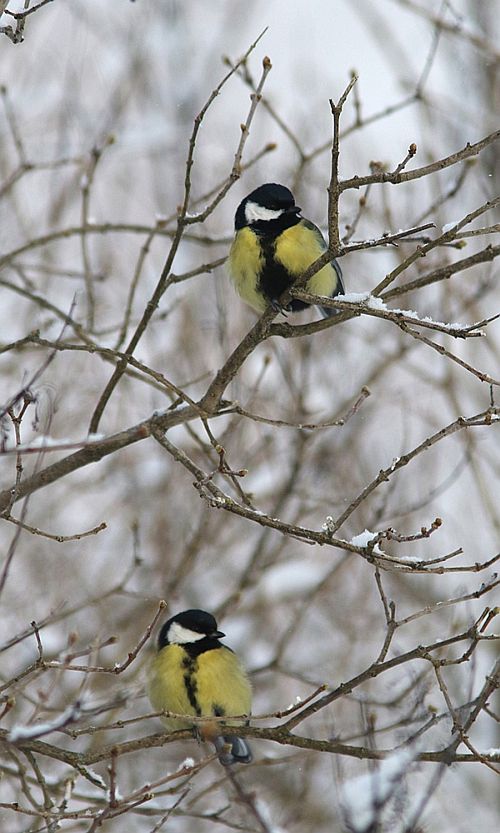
350,530,378,548
337,292,371,303
179,757,195,770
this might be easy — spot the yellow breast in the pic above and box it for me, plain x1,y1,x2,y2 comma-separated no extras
227,227,267,312
275,223,338,298
228,222,338,311
147,645,252,732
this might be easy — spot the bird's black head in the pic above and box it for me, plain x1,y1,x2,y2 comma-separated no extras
235,182,301,233
157,609,225,650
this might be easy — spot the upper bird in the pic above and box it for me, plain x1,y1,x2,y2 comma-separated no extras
148,609,252,766
228,182,344,318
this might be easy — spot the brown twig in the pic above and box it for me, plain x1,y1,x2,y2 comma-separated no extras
88,34,269,434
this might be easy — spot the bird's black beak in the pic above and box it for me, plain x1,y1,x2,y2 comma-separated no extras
285,204,301,215
212,630,225,639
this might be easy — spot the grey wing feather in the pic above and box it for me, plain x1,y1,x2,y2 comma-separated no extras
301,217,328,251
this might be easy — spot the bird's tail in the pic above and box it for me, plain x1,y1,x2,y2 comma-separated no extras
214,734,252,766
320,304,340,319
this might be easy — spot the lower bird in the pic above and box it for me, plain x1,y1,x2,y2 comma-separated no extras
228,182,344,318
148,609,252,766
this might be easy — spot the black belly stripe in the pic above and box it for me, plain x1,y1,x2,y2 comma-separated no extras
182,655,201,716
258,233,309,311
259,236,292,301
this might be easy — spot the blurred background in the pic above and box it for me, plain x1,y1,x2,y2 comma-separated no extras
1,1,499,830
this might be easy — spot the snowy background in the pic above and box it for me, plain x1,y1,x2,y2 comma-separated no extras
1,1,499,831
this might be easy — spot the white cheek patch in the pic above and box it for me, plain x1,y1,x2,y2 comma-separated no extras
245,200,284,224
168,622,206,644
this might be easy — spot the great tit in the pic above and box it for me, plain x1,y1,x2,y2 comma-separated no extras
228,182,344,317
148,609,252,766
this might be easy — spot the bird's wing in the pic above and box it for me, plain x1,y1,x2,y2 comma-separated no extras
300,217,328,250
301,218,344,295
